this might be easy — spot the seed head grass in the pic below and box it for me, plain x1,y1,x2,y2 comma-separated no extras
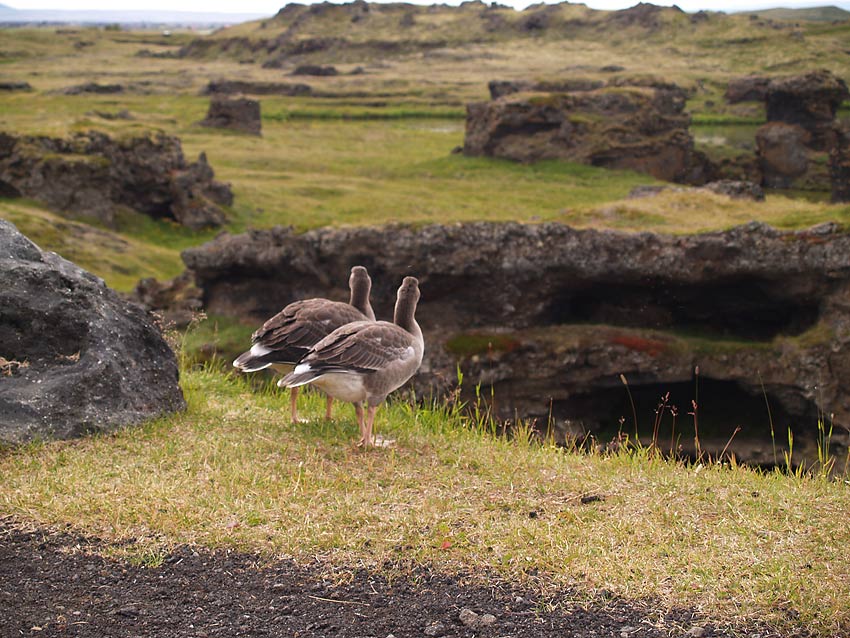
1,366,848,635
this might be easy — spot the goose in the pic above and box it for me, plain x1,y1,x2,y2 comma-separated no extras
232,266,376,423
280,276,424,447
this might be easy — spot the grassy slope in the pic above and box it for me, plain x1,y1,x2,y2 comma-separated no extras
1,367,848,635
1,20,850,289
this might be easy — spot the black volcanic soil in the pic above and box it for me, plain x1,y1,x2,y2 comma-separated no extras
0,520,768,638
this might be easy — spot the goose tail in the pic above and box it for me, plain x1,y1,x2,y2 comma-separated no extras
279,362,322,388
233,344,275,372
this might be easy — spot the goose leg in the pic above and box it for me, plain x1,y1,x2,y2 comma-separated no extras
362,405,378,447
289,387,299,424
325,395,334,420
355,403,365,445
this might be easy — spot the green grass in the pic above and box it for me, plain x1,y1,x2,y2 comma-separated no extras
0,365,848,635
178,313,256,365
1,24,849,289
0,199,186,291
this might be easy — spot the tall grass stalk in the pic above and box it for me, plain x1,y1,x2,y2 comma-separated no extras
758,371,778,468
815,416,835,479
620,374,639,441
692,366,702,460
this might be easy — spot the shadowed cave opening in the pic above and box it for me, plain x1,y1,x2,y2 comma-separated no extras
544,377,820,465
547,277,821,341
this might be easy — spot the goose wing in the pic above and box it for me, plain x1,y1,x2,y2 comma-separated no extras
252,299,367,360
302,321,416,375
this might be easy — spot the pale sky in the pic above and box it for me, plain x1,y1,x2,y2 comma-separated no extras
4,0,849,14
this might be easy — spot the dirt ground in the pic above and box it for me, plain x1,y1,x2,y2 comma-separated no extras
0,520,770,638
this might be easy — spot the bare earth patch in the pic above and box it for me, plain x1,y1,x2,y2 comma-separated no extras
1,520,765,638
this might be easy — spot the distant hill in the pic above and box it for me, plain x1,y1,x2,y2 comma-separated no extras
0,7,269,27
737,5,850,22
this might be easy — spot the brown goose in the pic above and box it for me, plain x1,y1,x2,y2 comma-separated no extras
232,266,376,423
280,276,423,447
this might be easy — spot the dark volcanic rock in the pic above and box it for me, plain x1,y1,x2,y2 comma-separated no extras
756,121,811,188
464,85,708,183
292,64,339,76
725,75,770,104
60,82,125,95
0,130,231,229
199,96,262,136
0,221,185,445
182,222,850,458
0,81,32,92
202,80,312,96
831,125,850,202
765,69,849,151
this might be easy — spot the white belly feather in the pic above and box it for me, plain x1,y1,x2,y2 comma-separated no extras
311,372,367,403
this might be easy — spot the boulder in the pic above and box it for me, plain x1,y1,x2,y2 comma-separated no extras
724,75,770,104
202,80,312,96
0,130,231,229
0,81,32,92
59,82,125,95
831,125,850,203
0,221,185,445
199,96,262,136
765,69,849,151
181,221,850,457
292,64,338,76
755,121,811,188
464,85,709,183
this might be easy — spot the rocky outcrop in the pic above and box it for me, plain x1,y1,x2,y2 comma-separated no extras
831,125,850,203
724,75,770,104
764,69,849,151
0,221,185,445
464,84,709,183
0,81,32,92
200,96,262,136
0,130,231,229
756,122,812,189
182,222,850,459
743,70,849,192
292,64,338,76
202,80,312,96
59,82,124,95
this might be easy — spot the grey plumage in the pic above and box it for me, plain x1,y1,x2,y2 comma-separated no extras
281,276,424,446
232,265,376,422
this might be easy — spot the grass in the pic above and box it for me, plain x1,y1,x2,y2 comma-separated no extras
0,199,186,290
1,24,849,290
0,364,848,635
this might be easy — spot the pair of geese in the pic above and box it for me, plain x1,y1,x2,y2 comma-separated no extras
233,267,423,447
